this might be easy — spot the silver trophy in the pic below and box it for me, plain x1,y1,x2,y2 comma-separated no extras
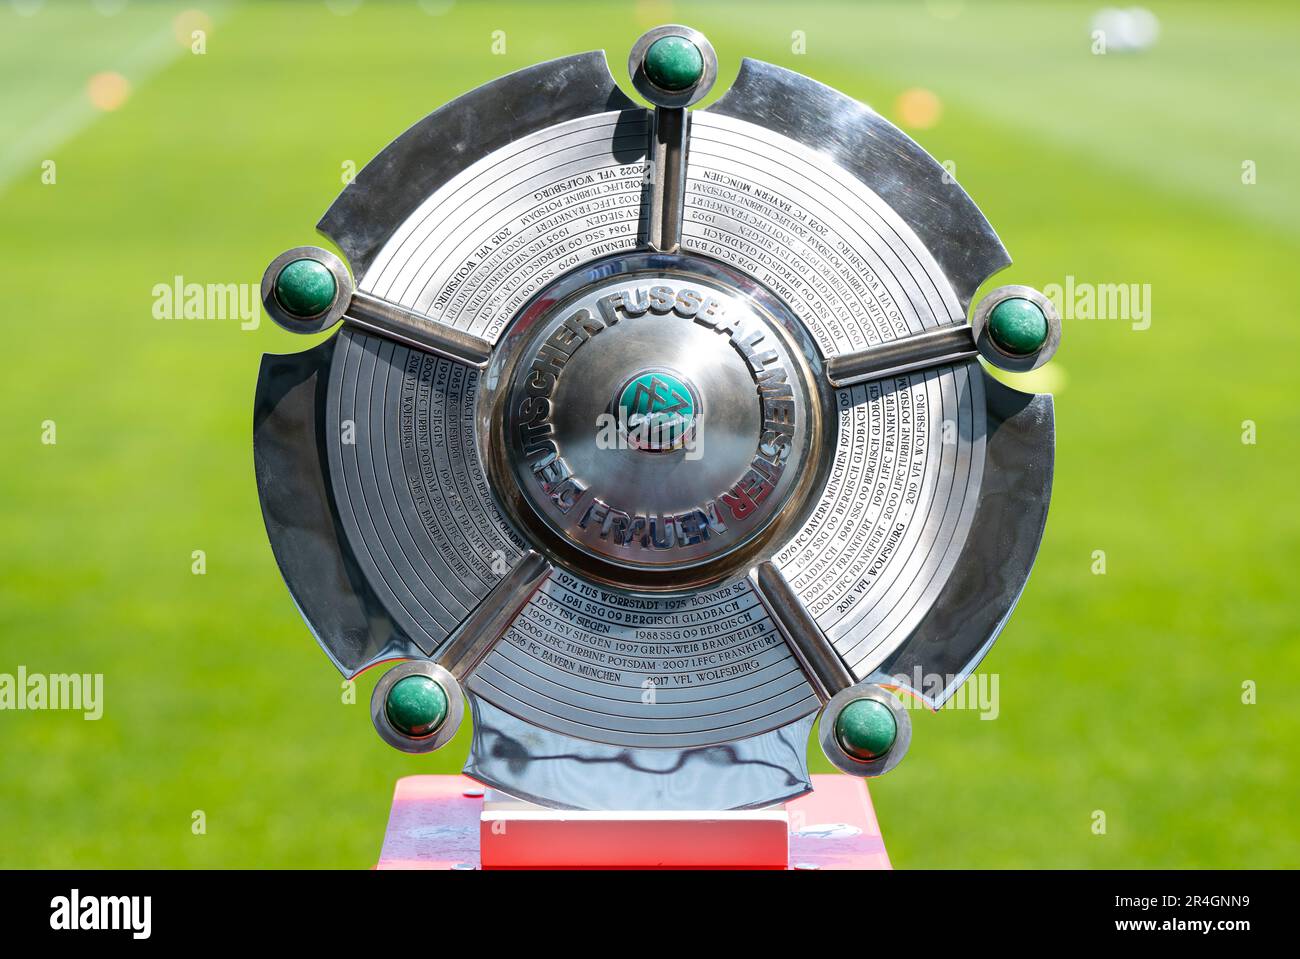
253,25,1058,821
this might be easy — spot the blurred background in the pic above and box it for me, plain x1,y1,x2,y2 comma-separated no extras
1,0,1296,868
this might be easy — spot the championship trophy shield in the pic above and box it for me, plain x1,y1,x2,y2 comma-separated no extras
253,26,1059,869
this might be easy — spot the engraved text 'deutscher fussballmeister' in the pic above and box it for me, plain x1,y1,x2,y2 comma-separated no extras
253,25,1060,811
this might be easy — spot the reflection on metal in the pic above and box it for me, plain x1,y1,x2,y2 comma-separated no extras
627,24,718,109
345,290,493,368
318,52,640,275
465,697,815,811
252,25,1058,810
826,324,978,388
874,370,1054,708
435,551,551,681
253,339,421,677
483,253,828,590
751,562,853,703
705,58,1009,314
627,23,718,252
645,106,688,252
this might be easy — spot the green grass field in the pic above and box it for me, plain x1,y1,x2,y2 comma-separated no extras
1,0,1296,868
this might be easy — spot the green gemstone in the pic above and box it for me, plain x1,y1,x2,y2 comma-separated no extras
835,698,897,761
274,258,337,318
385,675,448,738
643,36,704,92
988,297,1048,356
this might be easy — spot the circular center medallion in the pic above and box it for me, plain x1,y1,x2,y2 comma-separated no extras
612,368,700,452
484,255,826,588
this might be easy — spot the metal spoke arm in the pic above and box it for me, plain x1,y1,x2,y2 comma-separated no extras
750,561,853,703
827,285,1064,388
826,323,977,388
750,561,913,778
345,289,492,368
645,105,688,253
433,551,552,683
260,245,492,369
369,551,552,754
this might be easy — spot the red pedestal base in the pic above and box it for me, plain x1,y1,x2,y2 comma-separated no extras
376,774,891,870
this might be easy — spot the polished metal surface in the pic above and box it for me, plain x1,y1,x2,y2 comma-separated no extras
346,290,493,368
826,323,978,388
253,29,1058,809
326,332,527,657
645,106,689,253
318,52,640,275
872,369,1054,706
751,561,854,703
465,697,815,811
704,58,1009,314
259,246,494,364
435,550,550,681
253,338,422,677
356,108,650,342
463,568,819,750
628,25,716,251
487,257,823,586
